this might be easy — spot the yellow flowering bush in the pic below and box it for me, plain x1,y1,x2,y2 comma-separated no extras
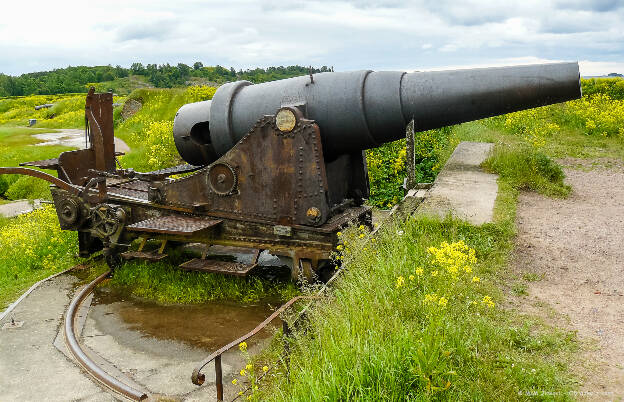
184,85,217,103
135,120,177,170
0,205,77,275
565,93,624,137
394,240,494,318
366,126,450,208
488,107,559,149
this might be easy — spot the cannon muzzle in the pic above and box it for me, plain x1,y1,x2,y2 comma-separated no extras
174,62,581,165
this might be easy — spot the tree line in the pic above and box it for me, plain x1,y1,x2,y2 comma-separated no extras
0,64,333,96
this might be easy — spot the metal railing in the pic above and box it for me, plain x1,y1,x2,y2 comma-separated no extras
191,295,319,401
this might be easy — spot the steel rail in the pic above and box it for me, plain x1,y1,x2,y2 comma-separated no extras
191,296,318,393
64,270,148,401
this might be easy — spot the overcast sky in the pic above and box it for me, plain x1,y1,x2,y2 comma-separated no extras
1,0,623,76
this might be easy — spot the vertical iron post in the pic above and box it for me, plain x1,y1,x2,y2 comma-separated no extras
215,355,223,401
405,119,416,190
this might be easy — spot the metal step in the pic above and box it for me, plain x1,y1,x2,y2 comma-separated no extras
126,216,222,236
20,158,59,170
179,258,258,276
121,250,168,261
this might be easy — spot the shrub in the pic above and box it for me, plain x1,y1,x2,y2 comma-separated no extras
483,145,570,197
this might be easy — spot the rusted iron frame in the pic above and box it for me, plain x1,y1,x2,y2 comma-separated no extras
85,108,108,199
191,296,319,399
64,270,148,401
0,167,81,195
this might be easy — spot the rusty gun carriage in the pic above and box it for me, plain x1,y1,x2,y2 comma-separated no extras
0,62,581,281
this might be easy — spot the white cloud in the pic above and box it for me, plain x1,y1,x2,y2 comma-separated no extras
0,0,622,75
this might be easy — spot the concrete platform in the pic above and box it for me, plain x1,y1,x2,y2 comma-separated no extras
0,270,275,401
417,142,498,225
0,274,113,401
0,199,42,218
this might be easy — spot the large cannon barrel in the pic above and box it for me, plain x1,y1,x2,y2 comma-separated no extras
174,62,581,165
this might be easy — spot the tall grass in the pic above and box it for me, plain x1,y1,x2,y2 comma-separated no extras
108,250,299,304
261,216,577,400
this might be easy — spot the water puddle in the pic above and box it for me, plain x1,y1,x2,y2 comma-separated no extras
92,287,281,351
33,129,85,148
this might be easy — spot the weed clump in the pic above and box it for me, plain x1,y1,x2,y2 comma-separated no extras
109,256,299,304
483,145,570,198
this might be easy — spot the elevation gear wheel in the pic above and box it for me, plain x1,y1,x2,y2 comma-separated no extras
207,162,237,195
90,204,125,238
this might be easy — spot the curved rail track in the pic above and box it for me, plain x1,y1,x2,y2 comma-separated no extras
63,270,148,401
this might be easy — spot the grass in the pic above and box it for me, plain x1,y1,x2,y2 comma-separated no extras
0,126,72,200
483,144,571,198
258,215,578,400
0,93,126,129
115,86,216,171
107,248,299,304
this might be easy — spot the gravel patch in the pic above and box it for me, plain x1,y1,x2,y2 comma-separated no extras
513,158,624,399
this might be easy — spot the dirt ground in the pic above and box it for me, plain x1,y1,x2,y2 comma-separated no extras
513,158,624,400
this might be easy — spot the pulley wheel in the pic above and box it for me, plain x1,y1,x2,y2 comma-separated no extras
58,198,81,226
208,162,237,195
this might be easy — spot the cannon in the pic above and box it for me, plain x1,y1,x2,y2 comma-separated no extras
0,62,581,280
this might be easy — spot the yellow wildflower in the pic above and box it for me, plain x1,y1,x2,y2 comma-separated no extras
359,233,365,239
240,369,246,376
396,276,405,288
431,270,438,277
246,363,253,371
472,276,480,283
232,379,238,385
415,267,424,276
336,244,343,251
438,297,448,307
359,225,365,230
262,366,269,372
482,296,495,308
424,293,438,304
239,342,247,351
409,275,415,281
337,231,343,237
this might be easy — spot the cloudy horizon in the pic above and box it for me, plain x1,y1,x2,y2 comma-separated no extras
1,0,623,77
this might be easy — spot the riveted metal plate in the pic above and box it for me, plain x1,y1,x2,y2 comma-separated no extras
126,216,222,235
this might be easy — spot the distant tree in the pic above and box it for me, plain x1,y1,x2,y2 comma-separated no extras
193,61,203,70
131,62,145,75
177,63,191,78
